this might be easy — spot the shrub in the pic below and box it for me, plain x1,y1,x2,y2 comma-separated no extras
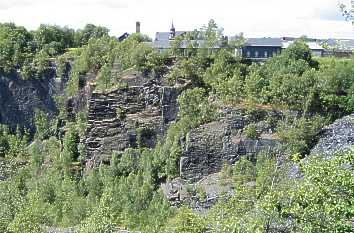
244,123,259,140
276,115,326,156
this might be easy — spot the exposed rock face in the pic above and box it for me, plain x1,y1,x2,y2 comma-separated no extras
85,80,181,166
161,109,281,212
180,110,280,182
311,113,354,157
161,173,234,213
0,72,60,132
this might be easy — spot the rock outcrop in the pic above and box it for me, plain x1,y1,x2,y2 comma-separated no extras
311,113,354,157
85,79,181,166
0,72,60,132
180,109,280,182
161,109,282,212
161,173,234,213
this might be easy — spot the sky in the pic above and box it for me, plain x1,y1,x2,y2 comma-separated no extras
0,0,353,39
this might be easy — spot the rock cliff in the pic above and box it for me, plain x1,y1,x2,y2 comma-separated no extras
180,109,280,182
85,79,181,166
311,113,354,157
162,109,281,211
0,71,60,132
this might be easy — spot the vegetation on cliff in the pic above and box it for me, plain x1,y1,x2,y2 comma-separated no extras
0,20,353,232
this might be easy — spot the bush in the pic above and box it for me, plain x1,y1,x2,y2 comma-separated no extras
165,207,206,233
244,123,259,140
177,88,217,127
276,115,326,156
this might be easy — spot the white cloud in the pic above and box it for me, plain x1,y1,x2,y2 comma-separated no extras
0,0,353,39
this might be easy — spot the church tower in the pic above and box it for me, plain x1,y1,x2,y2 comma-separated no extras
169,21,176,39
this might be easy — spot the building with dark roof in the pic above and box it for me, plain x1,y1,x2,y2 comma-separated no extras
153,24,336,60
153,23,224,55
241,38,283,60
153,23,191,53
117,21,142,42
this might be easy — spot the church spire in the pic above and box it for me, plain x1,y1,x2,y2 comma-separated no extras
170,20,176,39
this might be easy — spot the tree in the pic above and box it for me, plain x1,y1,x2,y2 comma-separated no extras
33,24,75,55
0,23,34,75
165,207,206,233
177,88,217,127
340,1,354,24
96,63,112,90
281,40,318,68
75,24,109,46
200,19,224,48
263,151,354,232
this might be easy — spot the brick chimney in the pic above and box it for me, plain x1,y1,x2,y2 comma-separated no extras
136,21,141,33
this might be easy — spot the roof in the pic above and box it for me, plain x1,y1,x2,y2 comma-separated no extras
306,42,324,50
244,38,283,47
118,32,129,42
154,39,222,49
155,31,189,41
335,39,354,50
282,41,324,50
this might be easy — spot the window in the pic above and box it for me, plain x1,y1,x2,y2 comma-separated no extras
255,51,259,58
247,51,251,57
264,51,268,57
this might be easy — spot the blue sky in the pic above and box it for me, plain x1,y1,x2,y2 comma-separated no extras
0,0,353,39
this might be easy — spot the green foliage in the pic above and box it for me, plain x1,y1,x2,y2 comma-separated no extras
200,19,224,48
32,49,51,76
96,63,112,90
241,41,354,118
113,34,154,74
165,207,207,233
0,23,112,80
263,151,354,232
75,24,109,47
0,23,35,76
7,204,43,233
276,115,326,156
1,20,353,233
316,58,354,118
167,57,205,86
244,70,267,103
34,109,53,140
177,88,217,127
282,40,318,68
244,123,260,139
34,24,75,55
0,125,28,158
206,153,280,233
204,49,246,103
78,189,116,233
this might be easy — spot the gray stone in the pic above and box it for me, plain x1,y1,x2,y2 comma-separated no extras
85,79,182,166
311,113,354,157
161,173,234,214
180,110,280,182
0,71,60,132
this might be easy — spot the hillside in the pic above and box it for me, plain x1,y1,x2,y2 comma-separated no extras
0,21,353,233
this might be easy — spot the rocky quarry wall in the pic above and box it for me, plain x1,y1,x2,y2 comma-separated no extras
85,79,181,166
180,109,280,182
162,109,282,211
0,72,59,132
